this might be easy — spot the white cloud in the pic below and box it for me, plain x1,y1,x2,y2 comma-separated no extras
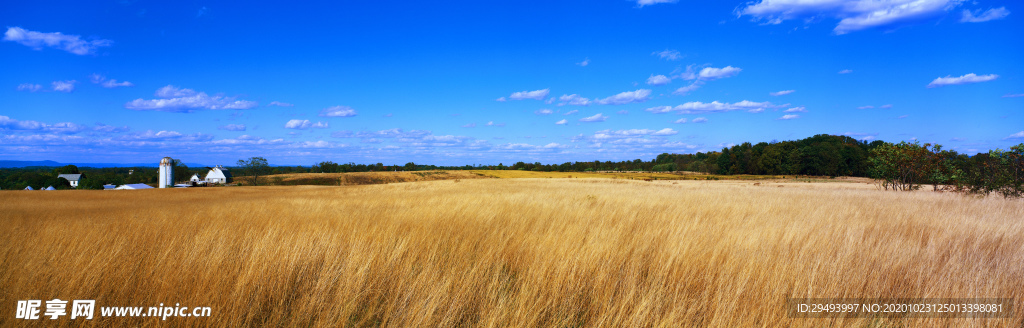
508,88,550,101
592,128,678,139
52,80,76,92
673,82,702,95
268,101,294,107
495,97,507,102
557,94,592,106
462,123,476,128
16,83,41,92
125,85,258,112
284,119,329,130
595,89,651,105
858,105,875,109
617,110,629,115
784,106,807,112
555,119,568,125
961,7,1009,23
90,74,133,88
579,113,608,122
653,49,682,60
0,116,86,134
698,66,742,80
534,109,554,115
1003,93,1024,98
738,0,966,35
880,104,893,108
319,105,357,117
1005,131,1024,140
838,69,854,74
218,124,246,131
778,114,800,120
93,123,129,133
927,73,999,88
646,74,671,86
674,118,688,124
651,128,678,136
637,0,676,7
770,90,795,96
120,130,213,142
3,27,112,55
486,121,505,127
577,58,590,66
646,100,778,114
564,110,579,115
692,117,708,123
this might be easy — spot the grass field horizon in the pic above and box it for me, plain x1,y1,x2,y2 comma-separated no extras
2,177,1021,327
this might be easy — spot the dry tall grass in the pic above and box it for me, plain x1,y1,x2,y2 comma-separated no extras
1,179,1022,327
253,170,487,186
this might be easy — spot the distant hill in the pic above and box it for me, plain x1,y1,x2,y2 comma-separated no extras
0,160,208,168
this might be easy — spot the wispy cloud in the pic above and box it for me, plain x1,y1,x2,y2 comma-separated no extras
698,66,742,80
646,74,671,86
927,73,998,88
555,119,568,125
319,105,357,117
770,90,795,96
636,0,676,8
0,115,86,134
1005,131,1024,140
577,58,590,66
125,85,258,112
486,121,505,127
692,117,708,123
268,101,294,107
564,110,579,116
556,94,591,106
784,106,807,113
3,27,112,55
16,83,41,92
838,69,853,74
961,7,1009,23
595,89,651,105
284,119,328,130
777,114,800,120
646,100,779,114
461,123,476,128
738,0,965,35
579,113,608,122
673,82,701,95
90,74,133,88
1003,93,1024,98
508,88,550,101
653,49,682,60
674,118,687,124
534,109,553,115
218,124,246,131
52,80,76,92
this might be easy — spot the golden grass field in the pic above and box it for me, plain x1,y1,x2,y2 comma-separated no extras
2,176,1022,327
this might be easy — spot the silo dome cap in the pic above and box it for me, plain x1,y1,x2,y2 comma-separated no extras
160,157,173,165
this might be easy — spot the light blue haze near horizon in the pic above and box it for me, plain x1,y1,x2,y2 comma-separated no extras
1,0,1022,166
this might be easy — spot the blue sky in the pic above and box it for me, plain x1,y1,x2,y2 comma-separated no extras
1,0,1021,166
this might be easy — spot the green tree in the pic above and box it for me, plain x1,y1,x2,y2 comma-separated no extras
236,157,270,186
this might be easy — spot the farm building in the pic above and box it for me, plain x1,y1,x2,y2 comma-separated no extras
205,165,232,184
57,174,81,188
24,186,34,190
44,186,56,190
190,174,203,183
114,183,154,190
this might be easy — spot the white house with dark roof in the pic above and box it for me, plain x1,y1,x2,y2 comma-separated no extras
57,174,81,188
205,165,232,184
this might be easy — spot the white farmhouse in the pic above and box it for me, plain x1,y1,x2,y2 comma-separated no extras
57,174,81,188
205,165,232,184
189,174,203,183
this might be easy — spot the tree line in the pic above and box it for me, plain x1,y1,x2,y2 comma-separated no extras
3,134,1021,197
